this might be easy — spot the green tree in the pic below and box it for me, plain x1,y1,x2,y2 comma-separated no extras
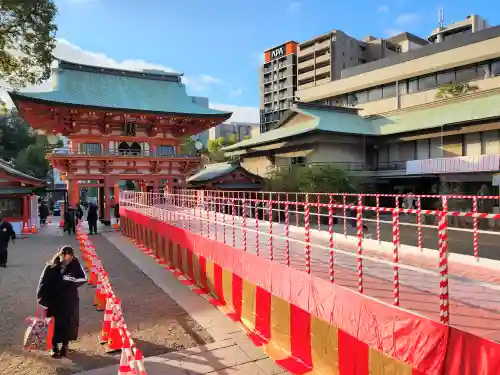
0,0,58,87
206,134,240,163
179,137,199,156
15,134,50,179
0,109,36,159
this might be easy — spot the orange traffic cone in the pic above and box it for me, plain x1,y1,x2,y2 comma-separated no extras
106,303,123,353
118,330,135,375
95,280,109,311
99,292,114,345
31,224,37,233
48,216,52,224
23,223,30,234
134,348,147,375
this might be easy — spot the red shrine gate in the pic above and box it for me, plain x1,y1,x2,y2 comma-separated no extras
9,60,231,224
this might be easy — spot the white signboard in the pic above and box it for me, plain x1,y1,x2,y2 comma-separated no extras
406,154,500,175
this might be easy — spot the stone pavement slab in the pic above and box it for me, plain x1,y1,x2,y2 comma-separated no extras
70,232,290,375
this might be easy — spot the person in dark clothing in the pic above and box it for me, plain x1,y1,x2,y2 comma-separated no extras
64,208,76,235
87,203,98,235
37,246,87,358
39,202,50,225
114,201,120,224
0,216,16,267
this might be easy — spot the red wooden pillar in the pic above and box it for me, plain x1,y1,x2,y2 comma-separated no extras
104,176,111,222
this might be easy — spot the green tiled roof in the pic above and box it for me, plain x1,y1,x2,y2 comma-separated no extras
10,60,232,118
187,162,239,183
0,187,37,195
224,95,500,152
0,161,44,185
223,105,374,152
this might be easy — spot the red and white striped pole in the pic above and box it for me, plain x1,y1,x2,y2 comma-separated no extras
214,192,218,241
328,193,334,283
268,193,273,261
205,192,210,238
356,195,363,294
392,209,400,306
285,193,290,267
472,196,479,259
223,191,227,244
317,194,321,231
242,197,247,252
439,197,450,325
231,195,236,249
255,193,260,257
199,192,204,236
375,195,381,243
296,194,300,228
304,193,311,274
417,197,422,251
343,195,347,237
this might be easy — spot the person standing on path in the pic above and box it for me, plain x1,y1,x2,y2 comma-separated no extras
0,215,16,267
87,203,98,235
36,245,87,358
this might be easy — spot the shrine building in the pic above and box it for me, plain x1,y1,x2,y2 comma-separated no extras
9,60,232,224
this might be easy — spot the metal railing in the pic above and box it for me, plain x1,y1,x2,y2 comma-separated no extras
120,190,500,328
267,161,407,173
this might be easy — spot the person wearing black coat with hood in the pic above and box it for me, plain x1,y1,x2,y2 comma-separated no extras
36,245,87,358
87,203,98,235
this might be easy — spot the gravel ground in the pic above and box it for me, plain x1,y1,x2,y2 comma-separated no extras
0,225,212,375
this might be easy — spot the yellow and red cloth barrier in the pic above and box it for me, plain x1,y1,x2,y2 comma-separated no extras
120,208,500,375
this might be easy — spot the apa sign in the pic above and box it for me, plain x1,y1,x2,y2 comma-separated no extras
270,45,286,60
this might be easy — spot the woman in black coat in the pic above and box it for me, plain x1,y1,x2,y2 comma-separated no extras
37,245,87,358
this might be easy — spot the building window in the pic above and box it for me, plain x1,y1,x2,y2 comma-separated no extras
491,61,500,76
437,70,455,85
81,143,102,155
157,146,175,156
291,156,306,165
408,78,418,93
0,197,23,218
368,87,382,101
382,84,397,98
455,65,478,82
418,74,438,90
354,91,368,104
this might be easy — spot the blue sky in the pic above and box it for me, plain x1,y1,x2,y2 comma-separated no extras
52,0,499,120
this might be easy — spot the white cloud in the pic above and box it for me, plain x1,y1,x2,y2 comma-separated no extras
230,89,243,97
199,74,223,85
0,39,259,123
288,1,300,12
211,104,259,124
377,5,389,13
395,13,419,27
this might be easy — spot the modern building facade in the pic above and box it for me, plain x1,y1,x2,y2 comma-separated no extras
260,31,428,134
209,122,259,142
260,41,298,133
232,19,500,200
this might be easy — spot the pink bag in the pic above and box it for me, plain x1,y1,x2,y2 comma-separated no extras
23,306,54,351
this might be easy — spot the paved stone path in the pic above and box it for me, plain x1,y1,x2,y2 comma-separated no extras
0,224,212,375
74,232,290,375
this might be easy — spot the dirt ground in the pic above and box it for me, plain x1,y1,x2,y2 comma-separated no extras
0,225,212,375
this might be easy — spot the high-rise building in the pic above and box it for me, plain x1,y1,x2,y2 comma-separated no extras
297,30,428,91
260,41,298,133
429,14,489,44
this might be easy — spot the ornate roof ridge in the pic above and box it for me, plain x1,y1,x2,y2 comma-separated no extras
57,59,183,83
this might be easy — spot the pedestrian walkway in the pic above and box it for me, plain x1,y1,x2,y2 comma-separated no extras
73,232,290,375
0,224,214,375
